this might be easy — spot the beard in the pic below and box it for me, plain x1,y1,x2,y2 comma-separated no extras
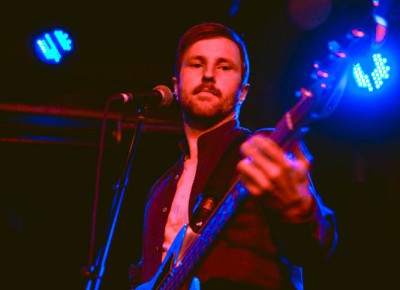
178,83,241,130
182,105,230,130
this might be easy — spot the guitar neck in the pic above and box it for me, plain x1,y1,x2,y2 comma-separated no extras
155,23,363,288
161,94,318,289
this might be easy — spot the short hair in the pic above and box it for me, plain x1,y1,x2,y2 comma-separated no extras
174,22,250,85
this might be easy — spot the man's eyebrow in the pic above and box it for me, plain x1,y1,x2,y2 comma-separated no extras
185,55,238,68
215,57,235,64
187,55,205,61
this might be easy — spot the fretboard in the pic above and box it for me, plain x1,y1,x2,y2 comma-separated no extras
160,181,248,289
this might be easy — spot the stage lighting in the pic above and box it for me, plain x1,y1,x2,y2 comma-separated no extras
352,52,391,92
34,28,73,64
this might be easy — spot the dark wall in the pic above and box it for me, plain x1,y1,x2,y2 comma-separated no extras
1,130,182,290
2,0,400,289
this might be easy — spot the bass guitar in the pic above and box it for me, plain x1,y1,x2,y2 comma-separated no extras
137,27,369,290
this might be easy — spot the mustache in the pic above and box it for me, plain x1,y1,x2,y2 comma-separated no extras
192,83,222,97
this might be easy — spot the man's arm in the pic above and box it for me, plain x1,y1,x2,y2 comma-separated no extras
237,134,338,263
129,260,143,289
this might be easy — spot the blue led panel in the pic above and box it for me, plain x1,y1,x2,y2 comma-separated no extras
34,29,73,64
352,53,391,92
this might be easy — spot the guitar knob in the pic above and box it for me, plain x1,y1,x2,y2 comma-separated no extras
190,195,215,233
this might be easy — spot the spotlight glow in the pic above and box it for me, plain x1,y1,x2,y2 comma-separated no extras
352,53,390,92
34,29,74,64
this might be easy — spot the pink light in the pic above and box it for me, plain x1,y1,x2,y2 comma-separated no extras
375,24,387,43
317,70,329,78
334,51,347,58
351,29,365,38
300,88,313,97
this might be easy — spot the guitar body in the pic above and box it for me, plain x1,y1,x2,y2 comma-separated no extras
136,182,249,290
137,225,199,290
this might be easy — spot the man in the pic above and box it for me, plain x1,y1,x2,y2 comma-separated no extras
130,22,337,290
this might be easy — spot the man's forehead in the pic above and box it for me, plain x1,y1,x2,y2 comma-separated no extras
184,37,241,60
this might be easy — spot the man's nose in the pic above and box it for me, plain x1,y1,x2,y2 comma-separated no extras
202,66,215,82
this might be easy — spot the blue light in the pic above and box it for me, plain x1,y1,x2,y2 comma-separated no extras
353,63,374,92
54,30,73,51
34,28,74,64
352,53,390,92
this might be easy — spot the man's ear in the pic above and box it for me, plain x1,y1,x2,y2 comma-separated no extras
239,83,250,104
172,77,178,99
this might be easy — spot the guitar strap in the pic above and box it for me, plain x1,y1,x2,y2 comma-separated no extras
190,130,251,233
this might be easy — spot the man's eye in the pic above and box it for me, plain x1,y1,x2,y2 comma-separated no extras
219,65,231,71
191,63,202,68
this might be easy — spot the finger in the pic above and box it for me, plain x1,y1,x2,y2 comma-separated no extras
251,135,312,176
240,139,281,180
236,158,273,196
241,135,283,164
247,135,287,164
287,139,313,174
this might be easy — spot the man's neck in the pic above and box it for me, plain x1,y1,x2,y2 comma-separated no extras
183,113,237,160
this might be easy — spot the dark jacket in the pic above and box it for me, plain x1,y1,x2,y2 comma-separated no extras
130,119,337,290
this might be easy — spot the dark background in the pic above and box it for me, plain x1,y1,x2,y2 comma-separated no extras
1,0,400,289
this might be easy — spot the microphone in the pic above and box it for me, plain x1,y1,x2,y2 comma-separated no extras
112,85,174,107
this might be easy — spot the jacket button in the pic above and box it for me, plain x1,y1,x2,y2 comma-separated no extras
174,174,179,180
162,207,168,213
155,246,160,252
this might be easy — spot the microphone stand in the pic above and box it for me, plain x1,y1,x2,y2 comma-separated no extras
84,108,145,290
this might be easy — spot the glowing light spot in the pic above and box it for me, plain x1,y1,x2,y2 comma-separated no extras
34,28,74,64
352,53,390,92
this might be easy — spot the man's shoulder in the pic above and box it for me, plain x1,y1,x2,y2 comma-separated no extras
252,127,275,134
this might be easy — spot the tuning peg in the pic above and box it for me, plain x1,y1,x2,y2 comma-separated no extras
312,60,321,69
348,28,366,38
311,68,329,80
332,51,347,59
328,40,340,52
295,87,313,98
327,40,347,59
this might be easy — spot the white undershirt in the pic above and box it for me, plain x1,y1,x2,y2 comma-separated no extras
162,155,197,261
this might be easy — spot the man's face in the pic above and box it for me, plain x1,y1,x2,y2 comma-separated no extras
173,37,249,129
